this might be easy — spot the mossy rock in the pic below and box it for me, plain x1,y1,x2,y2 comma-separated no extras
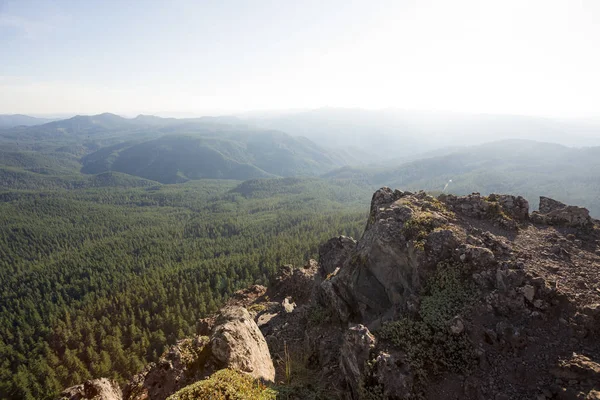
167,368,277,400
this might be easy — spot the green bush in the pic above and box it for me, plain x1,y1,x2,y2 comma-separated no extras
167,369,277,400
376,261,476,393
307,305,332,325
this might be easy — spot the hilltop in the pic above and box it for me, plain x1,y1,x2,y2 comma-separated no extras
59,188,600,400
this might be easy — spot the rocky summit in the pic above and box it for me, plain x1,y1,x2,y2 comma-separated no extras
59,188,600,400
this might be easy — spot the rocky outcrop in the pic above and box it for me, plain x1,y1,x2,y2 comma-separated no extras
59,379,122,400
324,189,450,325
309,188,599,398
123,306,274,400
269,260,320,304
532,196,594,229
319,235,357,277
339,324,376,399
211,306,275,382
324,189,490,326
123,336,211,400
539,196,570,214
442,192,529,221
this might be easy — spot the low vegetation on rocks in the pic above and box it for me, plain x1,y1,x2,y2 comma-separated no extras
376,260,476,394
166,369,276,400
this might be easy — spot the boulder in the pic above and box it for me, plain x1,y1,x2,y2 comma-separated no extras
425,229,459,261
532,197,594,229
210,306,275,382
59,378,122,400
460,245,496,268
319,235,357,276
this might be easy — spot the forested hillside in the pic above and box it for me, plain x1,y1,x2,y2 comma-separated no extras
80,132,342,183
0,113,353,183
0,178,371,399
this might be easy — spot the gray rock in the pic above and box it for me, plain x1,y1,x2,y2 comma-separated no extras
211,306,276,382
497,194,530,220
319,235,357,276
462,245,496,268
271,261,320,305
317,278,351,322
339,324,376,399
443,192,528,222
450,316,465,335
329,188,451,325
522,285,536,302
539,196,568,214
371,351,413,398
532,196,594,229
425,229,459,260
59,378,122,400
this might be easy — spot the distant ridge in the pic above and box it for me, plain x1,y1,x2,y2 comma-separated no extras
0,114,55,128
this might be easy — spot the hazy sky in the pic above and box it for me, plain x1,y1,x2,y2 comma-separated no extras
1,0,599,117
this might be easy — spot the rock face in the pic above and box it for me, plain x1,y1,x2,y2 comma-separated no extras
59,379,122,400
270,260,320,304
210,306,275,382
532,196,594,229
339,324,376,399
319,235,357,276
326,189,460,325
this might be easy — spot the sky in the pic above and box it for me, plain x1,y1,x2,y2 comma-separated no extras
1,0,599,118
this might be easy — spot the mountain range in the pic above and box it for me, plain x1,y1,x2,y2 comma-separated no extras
1,110,600,214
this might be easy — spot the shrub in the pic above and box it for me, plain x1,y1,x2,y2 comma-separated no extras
376,261,476,394
307,305,332,325
167,369,277,400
